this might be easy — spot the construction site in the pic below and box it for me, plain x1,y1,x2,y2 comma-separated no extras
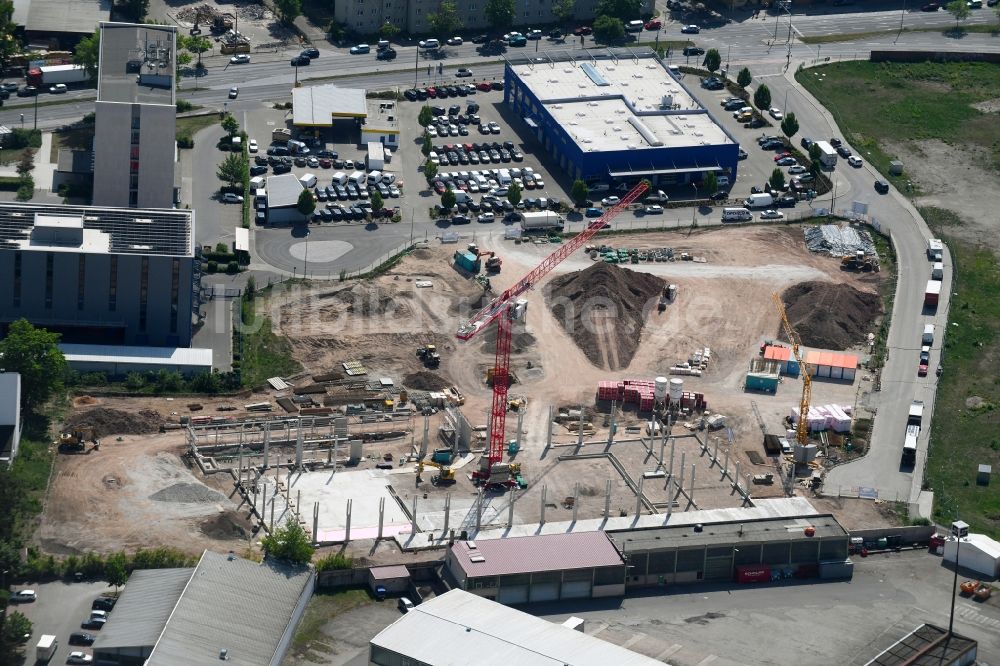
38,200,895,562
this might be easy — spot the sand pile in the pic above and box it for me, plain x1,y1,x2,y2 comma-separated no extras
403,371,449,391
779,281,882,350
546,263,665,369
150,483,225,503
65,408,162,437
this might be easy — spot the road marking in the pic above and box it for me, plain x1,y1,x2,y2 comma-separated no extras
695,656,718,666
589,622,609,637
621,633,647,650
958,604,1000,630
656,644,683,660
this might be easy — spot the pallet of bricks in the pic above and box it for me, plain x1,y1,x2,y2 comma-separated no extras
596,379,654,411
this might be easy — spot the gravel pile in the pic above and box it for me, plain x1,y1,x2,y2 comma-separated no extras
150,483,225,503
804,225,875,257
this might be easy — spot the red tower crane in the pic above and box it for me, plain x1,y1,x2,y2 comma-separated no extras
456,181,649,483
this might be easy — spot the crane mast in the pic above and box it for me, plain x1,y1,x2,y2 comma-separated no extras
457,182,649,481
772,293,811,447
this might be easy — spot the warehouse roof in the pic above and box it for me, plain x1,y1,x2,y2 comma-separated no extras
508,53,731,153
371,589,661,666
0,202,193,257
293,84,367,126
16,0,111,34
804,351,858,370
93,568,193,651
146,550,313,666
865,623,977,666
265,174,306,208
450,531,623,578
98,23,176,105
60,344,213,368
609,514,847,554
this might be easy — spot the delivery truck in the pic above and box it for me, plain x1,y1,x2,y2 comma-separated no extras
520,211,564,230
927,238,943,261
908,400,924,427
922,324,935,346
814,140,838,168
26,64,88,87
36,634,57,661
744,193,774,209
924,280,941,308
902,424,919,465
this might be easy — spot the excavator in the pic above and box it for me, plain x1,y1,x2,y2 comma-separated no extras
58,425,100,453
467,244,502,274
415,459,457,486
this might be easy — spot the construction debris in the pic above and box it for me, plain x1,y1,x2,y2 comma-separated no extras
804,225,875,257
66,408,162,437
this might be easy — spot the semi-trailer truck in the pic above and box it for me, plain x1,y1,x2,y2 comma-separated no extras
26,64,88,87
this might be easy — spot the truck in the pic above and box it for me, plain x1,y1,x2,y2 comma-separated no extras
922,324,935,346
927,238,943,262
744,193,774,209
36,634,57,661
366,141,385,170
814,140,837,168
907,400,924,427
924,280,941,308
902,423,919,465
520,211,564,231
26,64,88,87
931,261,943,281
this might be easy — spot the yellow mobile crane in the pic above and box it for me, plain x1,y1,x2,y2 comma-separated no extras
773,293,811,448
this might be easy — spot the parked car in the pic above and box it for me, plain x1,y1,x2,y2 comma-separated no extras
601,195,620,206
573,26,593,35
921,2,940,9
681,24,700,33
81,618,107,630
9,590,36,603
69,632,96,646
447,36,463,45
847,155,863,167
248,139,258,153
230,54,250,64
349,44,370,54
760,209,784,220
788,164,807,174
67,652,94,664
874,179,890,194
776,156,797,166
585,207,603,217
221,193,244,203
644,205,663,214
49,84,67,94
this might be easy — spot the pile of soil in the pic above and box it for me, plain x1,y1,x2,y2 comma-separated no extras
198,511,254,540
546,263,665,369
150,482,225,503
779,281,883,350
403,371,449,391
65,408,162,437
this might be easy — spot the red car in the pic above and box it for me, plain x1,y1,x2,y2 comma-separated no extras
644,19,662,30
773,151,791,161
318,158,332,168
433,180,446,194
426,86,438,98
573,26,593,36
918,363,928,377
476,81,492,91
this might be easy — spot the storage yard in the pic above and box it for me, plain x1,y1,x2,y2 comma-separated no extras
38,224,893,558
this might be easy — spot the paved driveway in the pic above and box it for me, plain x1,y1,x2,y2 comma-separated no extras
10,580,112,664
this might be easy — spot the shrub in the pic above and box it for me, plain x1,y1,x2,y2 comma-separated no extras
226,261,239,274
206,260,218,273
177,136,194,149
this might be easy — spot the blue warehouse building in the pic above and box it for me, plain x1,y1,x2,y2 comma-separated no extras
504,50,740,189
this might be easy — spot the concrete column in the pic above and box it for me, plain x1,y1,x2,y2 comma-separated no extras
689,463,696,505
377,497,385,540
712,439,719,466
576,405,585,447
507,489,516,527
733,460,742,494
411,495,418,534
669,437,676,479
572,482,579,523
296,489,301,519
546,406,554,449
516,409,525,453
723,447,730,479
635,475,644,518
442,493,451,538
262,419,272,468
677,452,686,498
269,495,275,531
658,437,666,472
312,502,319,543
540,484,547,525
476,489,483,533
420,414,430,459
345,499,352,544
604,479,612,519
295,426,304,470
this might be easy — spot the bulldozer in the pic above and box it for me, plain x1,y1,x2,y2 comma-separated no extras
58,425,99,453
416,459,457,486
416,344,441,367
840,250,879,272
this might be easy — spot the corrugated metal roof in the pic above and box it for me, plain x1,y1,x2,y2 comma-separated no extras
451,531,623,578
370,565,410,580
265,174,305,209
805,351,858,370
93,568,193,651
146,550,313,666
371,589,662,665
292,85,367,126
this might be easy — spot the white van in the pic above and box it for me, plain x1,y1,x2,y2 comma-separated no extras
497,171,512,186
299,173,317,188
249,176,265,190
722,207,753,222
453,191,471,204
716,175,730,187
368,170,383,184
626,20,645,32
349,170,367,185
331,171,348,186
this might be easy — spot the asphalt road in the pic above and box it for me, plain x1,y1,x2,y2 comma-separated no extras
9,580,112,665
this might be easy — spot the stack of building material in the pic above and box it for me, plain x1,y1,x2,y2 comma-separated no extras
595,378,706,412
689,347,712,369
804,225,875,257
596,380,625,402
789,404,853,432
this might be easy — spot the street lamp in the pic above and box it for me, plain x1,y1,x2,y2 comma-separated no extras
896,0,908,43
948,520,969,637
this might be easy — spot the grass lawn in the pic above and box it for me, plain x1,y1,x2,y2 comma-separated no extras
176,113,219,147
289,589,373,660
800,62,1000,537
238,292,301,388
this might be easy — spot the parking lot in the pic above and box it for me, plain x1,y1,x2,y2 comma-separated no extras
9,580,114,664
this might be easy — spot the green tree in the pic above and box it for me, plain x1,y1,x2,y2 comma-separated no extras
117,0,149,22
1,611,32,646
441,187,456,209
808,143,822,162
702,171,718,196
595,0,642,21
809,158,822,176
296,188,316,217
592,15,625,43
371,189,384,212
0,1,20,74
418,105,435,128
261,521,314,565
769,167,785,191
74,29,100,81
379,22,401,39
703,48,721,73
180,35,212,69
274,0,302,24
16,148,35,177
124,371,145,391
553,0,576,26
571,179,589,207
105,552,128,592
424,160,438,182
737,66,752,89
428,0,460,38
781,112,799,139
507,181,522,206
946,0,970,28
221,113,239,137
0,319,66,412
485,0,516,34
217,153,248,188
753,83,771,111
422,133,433,157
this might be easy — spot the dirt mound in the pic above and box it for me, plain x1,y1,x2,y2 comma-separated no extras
150,483,225,503
403,371,449,391
198,511,254,540
74,395,98,407
411,248,434,260
779,281,883,350
65,408,162,437
322,283,413,317
546,263,665,369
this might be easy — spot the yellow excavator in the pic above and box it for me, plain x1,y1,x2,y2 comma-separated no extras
58,425,100,453
416,459,456,486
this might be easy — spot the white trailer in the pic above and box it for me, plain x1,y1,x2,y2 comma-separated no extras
36,635,57,661
520,211,564,230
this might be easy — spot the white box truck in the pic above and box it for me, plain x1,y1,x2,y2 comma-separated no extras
36,635,57,661
366,141,385,170
927,238,943,262
814,140,838,168
922,324,935,346
931,262,944,280
744,193,773,208
520,211,564,230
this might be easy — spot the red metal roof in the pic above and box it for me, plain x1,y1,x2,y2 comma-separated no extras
764,345,792,362
805,350,858,370
451,532,623,577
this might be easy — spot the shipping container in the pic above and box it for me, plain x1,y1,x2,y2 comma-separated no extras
735,564,771,583
818,559,854,580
